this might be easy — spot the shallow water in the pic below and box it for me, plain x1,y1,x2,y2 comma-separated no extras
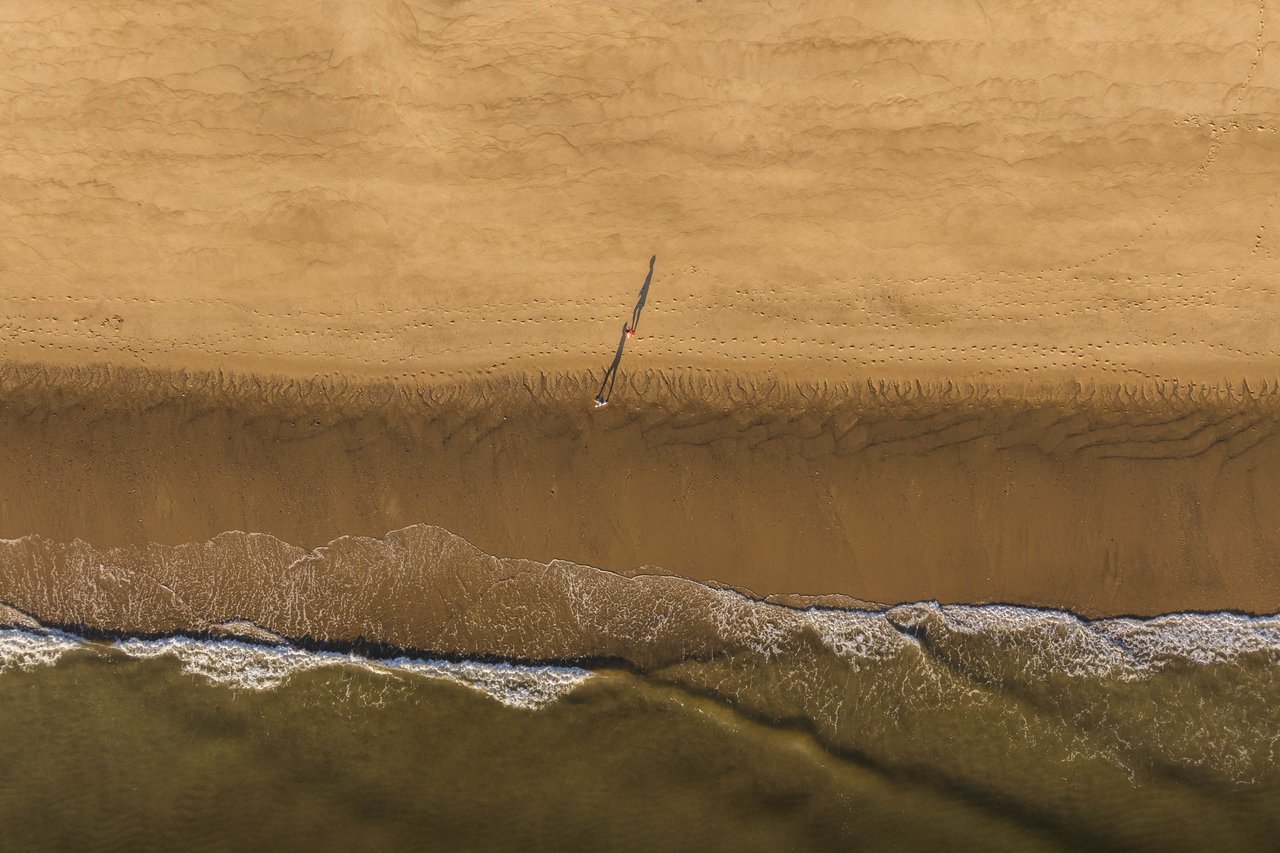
0,637,1027,852
1,619,1278,851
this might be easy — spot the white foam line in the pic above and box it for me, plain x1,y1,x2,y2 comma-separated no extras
112,636,592,709
877,603,1280,678
0,628,590,709
0,627,84,672
5,601,1280,703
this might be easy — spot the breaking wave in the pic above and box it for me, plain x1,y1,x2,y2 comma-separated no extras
2,524,1279,786
0,627,590,710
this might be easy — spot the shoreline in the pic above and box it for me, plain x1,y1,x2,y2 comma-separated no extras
3,359,1280,616
4,522,1280,664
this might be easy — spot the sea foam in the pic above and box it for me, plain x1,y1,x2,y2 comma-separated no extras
0,628,591,710
113,636,593,709
0,627,84,673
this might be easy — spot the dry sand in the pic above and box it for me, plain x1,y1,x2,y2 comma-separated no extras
2,1,1280,617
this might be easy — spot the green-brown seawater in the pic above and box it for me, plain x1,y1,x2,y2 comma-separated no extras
1,604,1277,851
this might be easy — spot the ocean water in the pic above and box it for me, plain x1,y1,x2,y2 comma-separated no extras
1,603,1278,852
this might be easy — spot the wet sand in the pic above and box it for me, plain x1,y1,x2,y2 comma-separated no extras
2,362,1279,617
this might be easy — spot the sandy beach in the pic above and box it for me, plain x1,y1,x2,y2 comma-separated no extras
1,0,1278,385
2,0,1280,622
5,3,1280,849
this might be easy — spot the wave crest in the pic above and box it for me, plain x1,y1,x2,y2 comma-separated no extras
3,525,1280,783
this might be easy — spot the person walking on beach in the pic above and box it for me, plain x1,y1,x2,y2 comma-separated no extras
594,322,629,407
592,255,656,407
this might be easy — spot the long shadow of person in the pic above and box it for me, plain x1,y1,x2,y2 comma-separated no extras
628,255,656,337
594,323,630,407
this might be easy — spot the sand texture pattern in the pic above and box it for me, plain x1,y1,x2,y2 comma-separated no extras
1,0,1279,381
1,363,1279,615
2,2,1280,616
